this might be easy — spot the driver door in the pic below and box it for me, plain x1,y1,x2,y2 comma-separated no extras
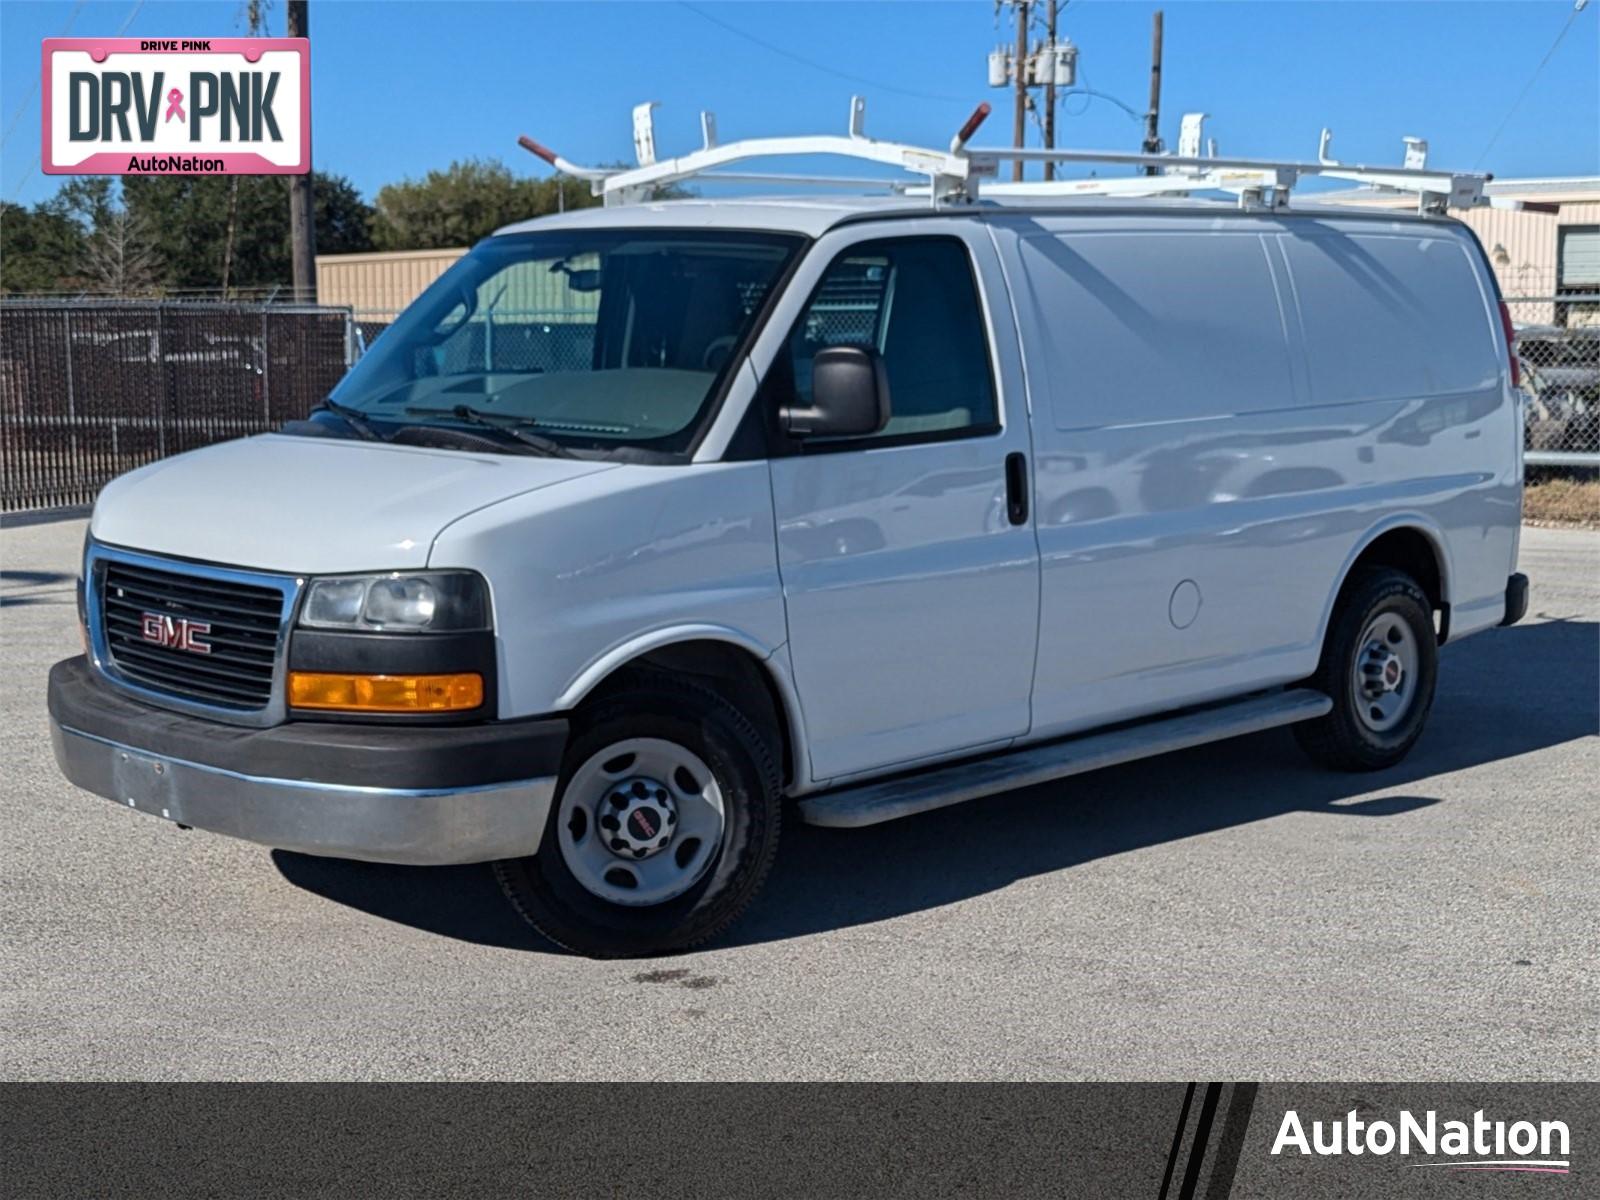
763,230,1040,784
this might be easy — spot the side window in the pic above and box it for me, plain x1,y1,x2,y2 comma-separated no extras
784,237,998,442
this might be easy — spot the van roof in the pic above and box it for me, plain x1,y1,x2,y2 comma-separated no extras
493,194,1453,240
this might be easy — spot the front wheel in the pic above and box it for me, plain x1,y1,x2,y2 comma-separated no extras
495,674,781,958
1294,567,1438,771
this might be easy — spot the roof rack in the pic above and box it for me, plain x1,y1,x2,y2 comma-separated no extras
519,98,1490,214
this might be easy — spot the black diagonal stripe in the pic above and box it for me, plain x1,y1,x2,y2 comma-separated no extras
1178,1083,1225,1200
1158,1082,1197,1200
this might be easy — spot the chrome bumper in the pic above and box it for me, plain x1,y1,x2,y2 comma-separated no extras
50,719,557,866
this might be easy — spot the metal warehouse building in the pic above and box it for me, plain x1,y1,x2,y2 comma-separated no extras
1321,176,1600,325
316,248,468,325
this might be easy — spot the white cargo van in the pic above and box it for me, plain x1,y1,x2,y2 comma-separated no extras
48,116,1529,955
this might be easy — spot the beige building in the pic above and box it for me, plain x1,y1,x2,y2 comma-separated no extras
1320,177,1600,325
316,247,468,323
316,244,600,329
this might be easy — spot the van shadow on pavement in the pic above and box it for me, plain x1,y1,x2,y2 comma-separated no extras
0,568,76,608
273,617,1599,954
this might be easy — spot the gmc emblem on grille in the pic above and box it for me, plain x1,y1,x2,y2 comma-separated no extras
140,612,212,655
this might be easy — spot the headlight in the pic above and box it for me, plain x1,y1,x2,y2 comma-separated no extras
299,571,489,632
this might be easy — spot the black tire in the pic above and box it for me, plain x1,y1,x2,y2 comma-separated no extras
494,672,781,958
1294,567,1438,772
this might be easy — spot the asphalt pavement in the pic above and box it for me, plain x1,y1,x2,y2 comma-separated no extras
3,517,1595,1080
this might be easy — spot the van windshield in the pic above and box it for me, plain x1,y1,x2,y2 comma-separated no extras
324,229,802,455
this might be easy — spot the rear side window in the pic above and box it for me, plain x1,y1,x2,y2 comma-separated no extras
781,237,998,443
1280,231,1499,405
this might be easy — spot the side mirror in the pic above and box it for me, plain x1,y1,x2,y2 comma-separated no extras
782,345,891,439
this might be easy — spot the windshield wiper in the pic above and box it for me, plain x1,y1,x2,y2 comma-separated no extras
404,404,576,459
310,398,390,442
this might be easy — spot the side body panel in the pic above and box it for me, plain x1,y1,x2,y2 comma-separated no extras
991,211,1518,741
427,461,790,724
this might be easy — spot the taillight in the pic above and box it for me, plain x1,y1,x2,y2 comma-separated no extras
1498,300,1520,389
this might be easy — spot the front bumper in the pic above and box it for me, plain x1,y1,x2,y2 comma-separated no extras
48,657,566,865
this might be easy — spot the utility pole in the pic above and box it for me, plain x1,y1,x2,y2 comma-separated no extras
1141,9,1164,175
286,0,316,302
1043,0,1058,181
991,2,1074,182
1011,0,1030,182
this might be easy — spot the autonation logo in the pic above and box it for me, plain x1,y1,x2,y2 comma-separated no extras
1272,1108,1571,1174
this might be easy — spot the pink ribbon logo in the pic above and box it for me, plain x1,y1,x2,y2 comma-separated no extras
164,88,185,123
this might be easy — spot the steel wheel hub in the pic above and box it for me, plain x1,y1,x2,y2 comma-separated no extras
556,737,726,907
1352,612,1419,733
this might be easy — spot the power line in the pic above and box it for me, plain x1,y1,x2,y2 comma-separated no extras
1029,88,1145,146
0,0,89,150
677,2,971,105
1065,87,1144,125
6,0,146,203
1474,0,1590,168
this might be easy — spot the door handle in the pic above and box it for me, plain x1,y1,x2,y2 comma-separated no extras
1004,452,1029,526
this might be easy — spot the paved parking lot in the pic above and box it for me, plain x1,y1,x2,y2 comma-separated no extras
2,516,1595,1081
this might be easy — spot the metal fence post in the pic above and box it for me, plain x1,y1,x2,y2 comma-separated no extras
61,307,75,421
156,303,169,459
261,307,272,424
62,306,81,496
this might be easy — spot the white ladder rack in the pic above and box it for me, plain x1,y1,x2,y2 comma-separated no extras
519,97,1491,214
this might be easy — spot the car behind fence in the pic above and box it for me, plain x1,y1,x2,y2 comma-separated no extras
1508,304,1600,469
1,300,355,511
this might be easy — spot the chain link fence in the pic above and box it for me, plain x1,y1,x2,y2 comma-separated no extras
1504,290,1599,526
0,299,356,512
1504,292,1600,526
1508,309,1599,463
428,310,598,375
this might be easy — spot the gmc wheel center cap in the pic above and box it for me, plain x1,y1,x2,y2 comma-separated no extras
1361,640,1406,696
598,779,678,860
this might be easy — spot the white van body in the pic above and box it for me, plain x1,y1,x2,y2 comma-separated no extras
51,196,1527,955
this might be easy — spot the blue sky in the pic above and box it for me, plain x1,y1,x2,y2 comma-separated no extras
3,0,1596,207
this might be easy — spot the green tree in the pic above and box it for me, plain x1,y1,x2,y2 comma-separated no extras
45,177,116,232
120,172,373,291
372,159,595,251
313,174,376,255
0,201,88,293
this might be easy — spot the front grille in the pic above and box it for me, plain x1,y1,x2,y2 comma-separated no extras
100,560,285,709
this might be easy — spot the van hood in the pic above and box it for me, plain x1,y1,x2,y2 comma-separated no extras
90,433,618,574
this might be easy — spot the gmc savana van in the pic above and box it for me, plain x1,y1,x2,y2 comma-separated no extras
48,124,1529,956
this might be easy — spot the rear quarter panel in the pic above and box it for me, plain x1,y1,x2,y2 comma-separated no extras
991,211,1518,739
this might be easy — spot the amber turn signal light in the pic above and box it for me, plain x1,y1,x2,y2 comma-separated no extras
288,671,483,713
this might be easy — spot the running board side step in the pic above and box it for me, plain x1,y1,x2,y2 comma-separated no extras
798,689,1332,829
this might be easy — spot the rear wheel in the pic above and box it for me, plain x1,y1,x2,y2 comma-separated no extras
495,673,781,958
1294,567,1438,771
